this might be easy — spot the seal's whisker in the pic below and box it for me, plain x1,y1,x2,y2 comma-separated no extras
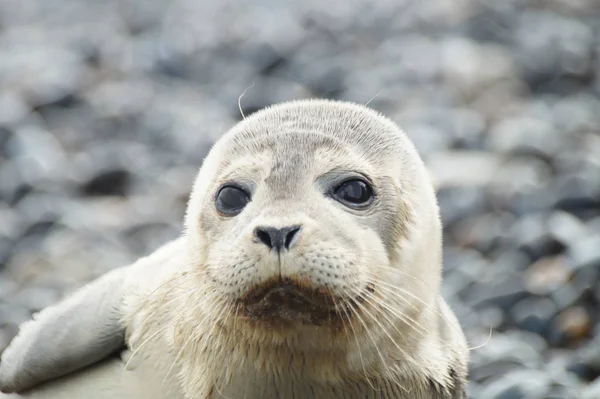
346,298,389,378
213,381,234,399
369,262,438,290
145,272,189,301
344,295,412,395
162,298,229,386
125,317,179,370
162,328,195,387
367,296,429,340
365,277,430,313
127,287,217,367
367,279,466,341
347,299,414,395
358,283,429,337
358,246,444,292
370,298,427,340
467,326,494,351
364,90,382,107
211,303,236,399
351,285,428,343
230,302,241,340
348,289,412,361
237,82,255,119
130,285,206,339
339,297,377,391
354,289,440,377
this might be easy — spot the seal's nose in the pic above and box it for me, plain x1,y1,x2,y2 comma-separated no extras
254,225,302,252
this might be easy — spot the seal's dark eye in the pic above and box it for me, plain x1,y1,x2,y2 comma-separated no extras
332,179,374,208
216,186,250,216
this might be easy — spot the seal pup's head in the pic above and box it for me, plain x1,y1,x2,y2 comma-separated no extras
185,99,444,332
179,99,464,391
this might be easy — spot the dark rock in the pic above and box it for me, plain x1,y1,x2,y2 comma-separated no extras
553,175,600,218
566,336,600,381
567,361,600,382
21,218,58,239
450,211,515,255
469,331,546,382
32,93,81,116
0,126,14,158
437,187,489,229
550,282,590,313
547,211,588,247
510,296,557,335
122,222,180,256
0,238,12,272
466,274,529,312
469,358,529,384
80,169,132,197
511,214,567,262
515,12,595,94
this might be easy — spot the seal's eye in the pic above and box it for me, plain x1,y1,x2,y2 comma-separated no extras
216,186,250,216
332,179,374,208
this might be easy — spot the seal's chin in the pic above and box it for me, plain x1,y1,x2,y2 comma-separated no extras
239,278,343,326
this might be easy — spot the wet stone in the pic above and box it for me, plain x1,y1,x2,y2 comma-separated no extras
582,377,600,399
511,214,567,262
566,235,600,272
0,302,31,326
524,256,571,296
80,169,132,197
510,296,557,336
566,335,600,382
548,307,592,347
467,275,529,312
10,287,61,313
477,369,552,399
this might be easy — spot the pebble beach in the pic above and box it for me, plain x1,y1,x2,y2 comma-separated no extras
1,0,599,397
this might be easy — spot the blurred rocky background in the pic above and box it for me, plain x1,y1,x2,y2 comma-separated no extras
1,0,599,397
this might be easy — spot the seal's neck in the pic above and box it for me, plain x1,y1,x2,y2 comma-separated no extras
171,304,432,399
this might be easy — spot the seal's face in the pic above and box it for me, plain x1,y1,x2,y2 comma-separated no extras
185,100,442,339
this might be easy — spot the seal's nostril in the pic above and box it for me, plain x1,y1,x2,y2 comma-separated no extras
254,225,302,252
255,228,272,248
284,226,301,250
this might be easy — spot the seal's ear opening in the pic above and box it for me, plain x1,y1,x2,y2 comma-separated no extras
0,268,127,394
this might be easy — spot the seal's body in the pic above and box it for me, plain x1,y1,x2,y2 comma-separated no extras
0,100,468,398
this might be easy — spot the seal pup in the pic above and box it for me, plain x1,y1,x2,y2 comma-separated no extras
0,99,468,398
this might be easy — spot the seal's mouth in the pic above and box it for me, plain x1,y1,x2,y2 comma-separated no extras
239,278,371,326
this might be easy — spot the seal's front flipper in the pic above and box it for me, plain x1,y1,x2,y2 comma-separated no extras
0,267,128,394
